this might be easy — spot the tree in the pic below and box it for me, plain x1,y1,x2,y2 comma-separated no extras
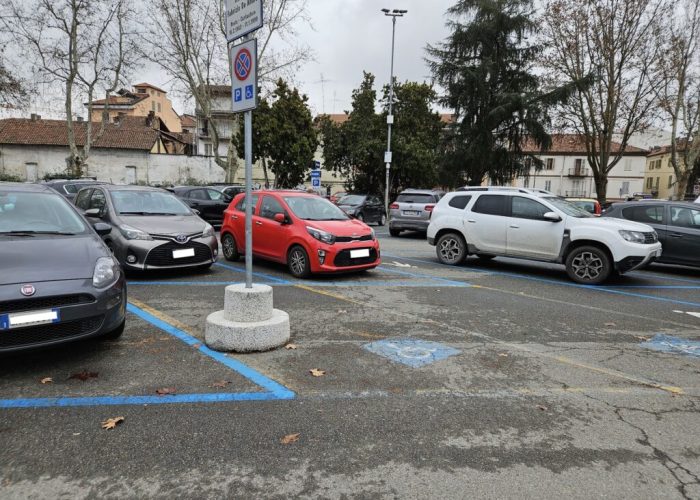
143,0,312,182
2,0,135,176
542,0,665,203
656,0,700,200
427,0,580,187
0,56,26,109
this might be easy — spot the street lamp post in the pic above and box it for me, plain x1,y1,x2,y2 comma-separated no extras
381,8,407,217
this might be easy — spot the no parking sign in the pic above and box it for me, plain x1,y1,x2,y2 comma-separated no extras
230,39,257,113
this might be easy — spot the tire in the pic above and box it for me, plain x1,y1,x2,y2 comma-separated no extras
389,228,401,237
477,254,495,261
565,245,611,285
378,214,386,226
221,233,239,261
436,232,467,266
287,245,311,278
102,320,125,340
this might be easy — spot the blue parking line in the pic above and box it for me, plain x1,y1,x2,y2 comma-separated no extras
604,285,700,289
127,280,468,288
128,281,277,286
627,272,700,284
378,265,470,287
214,261,291,284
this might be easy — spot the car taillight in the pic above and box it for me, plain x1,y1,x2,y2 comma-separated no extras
424,205,435,212
390,203,399,209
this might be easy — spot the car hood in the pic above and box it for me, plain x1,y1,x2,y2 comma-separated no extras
304,219,373,237
572,216,654,232
117,215,207,235
0,234,107,285
337,203,361,210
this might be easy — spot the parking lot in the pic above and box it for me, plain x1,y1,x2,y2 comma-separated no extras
1,229,699,499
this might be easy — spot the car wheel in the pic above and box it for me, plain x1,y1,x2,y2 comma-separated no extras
565,246,611,285
221,233,239,261
436,232,466,265
477,254,495,261
102,320,125,340
288,245,311,278
389,228,401,237
378,214,386,226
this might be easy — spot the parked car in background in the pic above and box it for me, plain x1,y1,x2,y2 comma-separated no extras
168,186,232,226
44,178,110,202
75,185,218,271
0,182,125,352
603,201,699,268
566,197,601,215
330,192,347,204
220,191,380,278
207,184,245,198
427,187,662,285
389,189,445,237
336,194,386,225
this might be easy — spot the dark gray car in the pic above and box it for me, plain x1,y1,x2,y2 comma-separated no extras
603,201,700,268
44,179,110,202
74,185,219,271
0,183,126,353
389,189,445,236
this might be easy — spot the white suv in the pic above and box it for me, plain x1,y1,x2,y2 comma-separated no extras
427,187,662,284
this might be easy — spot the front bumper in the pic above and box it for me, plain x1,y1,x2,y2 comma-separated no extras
615,243,662,274
116,236,219,271
309,241,381,274
0,275,126,353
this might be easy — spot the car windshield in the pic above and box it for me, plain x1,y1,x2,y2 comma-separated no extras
570,200,596,214
0,191,88,234
111,190,192,215
397,193,434,203
284,196,350,221
542,196,593,218
339,195,365,205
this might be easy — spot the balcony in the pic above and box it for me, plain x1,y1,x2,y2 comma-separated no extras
568,167,589,177
565,190,588,197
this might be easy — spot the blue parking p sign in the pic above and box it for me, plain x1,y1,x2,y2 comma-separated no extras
312,178,321,188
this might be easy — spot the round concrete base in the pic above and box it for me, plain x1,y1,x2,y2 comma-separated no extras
204,309,290,353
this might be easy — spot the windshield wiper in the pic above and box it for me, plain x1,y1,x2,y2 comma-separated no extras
119,211,179,216
0,230,77,236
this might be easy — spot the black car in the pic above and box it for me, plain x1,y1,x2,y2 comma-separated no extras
603,201,700,268
336,194,386,225
169,186,232,226
44,179,110,202
0,183,126,353
207,184,246,198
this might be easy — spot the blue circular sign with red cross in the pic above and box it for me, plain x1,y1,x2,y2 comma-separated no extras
234,48,252,81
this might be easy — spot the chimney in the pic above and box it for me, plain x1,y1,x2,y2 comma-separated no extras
76,116,84,122
30,113,41,121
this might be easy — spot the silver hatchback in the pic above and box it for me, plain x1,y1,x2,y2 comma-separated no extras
389,189,445,236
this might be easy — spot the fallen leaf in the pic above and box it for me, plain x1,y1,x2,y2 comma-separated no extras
156,387,176,396
280,433,300,444
285,343,298,350
211,380,230,388
536,405,548,411
69,371,98,381
604,322,616,327
337,309,347,314
635,335,650,341
40,377,53,384
498,353,509,357
309,368,326,377
192,343,202,348
101,416,124,430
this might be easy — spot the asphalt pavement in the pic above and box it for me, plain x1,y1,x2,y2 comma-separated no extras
1,229,699,499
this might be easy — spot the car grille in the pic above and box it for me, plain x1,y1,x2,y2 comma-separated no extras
333,248,379,267
145,241,213,267
0,294,95,314
335,234,373,243
643,232,658,244
0,315,104,349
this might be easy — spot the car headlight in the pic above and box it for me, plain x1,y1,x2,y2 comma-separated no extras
119,224,152,240
306,226,336,244
370,227,376,240
93,256,120,288
202,224,215,237
619,230,646,243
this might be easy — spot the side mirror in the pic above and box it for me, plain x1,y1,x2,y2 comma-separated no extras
93,222,112,236
273,213,286,224
85,208,101,217
543,211,562,222
192,209,201,216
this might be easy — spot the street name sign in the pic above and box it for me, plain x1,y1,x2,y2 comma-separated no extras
225,0,263,42
230,39,258,113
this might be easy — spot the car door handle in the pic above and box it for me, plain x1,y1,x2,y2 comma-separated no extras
231,214,238,220
509,224,520,229
669,233,683,238
467,219,476,223
255,221,263,226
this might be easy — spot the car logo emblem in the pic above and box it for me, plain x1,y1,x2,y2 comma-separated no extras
21,284,36,296
176,235,188,243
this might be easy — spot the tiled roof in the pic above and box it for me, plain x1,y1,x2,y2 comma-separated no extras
522,134,647,155
316,113,349,125
0,118,158,151
440,113,456,124
90,94,147,107
647,139,692,157
133,82,167,94
180,114,196,128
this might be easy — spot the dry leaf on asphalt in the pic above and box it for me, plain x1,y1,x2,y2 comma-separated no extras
40,377,53,384
337,310,347,314
211,380,230,388
280,433,300,444
69,371,98,381
498,353,509,357
285,343,298,350
101,416,124,430
635,335,650,341
536,405,548,412
156,387,177,395
192,343,202,349
604,322,616,327
309,368,326,377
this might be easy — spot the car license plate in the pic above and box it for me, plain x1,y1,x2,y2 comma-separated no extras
0,309,60,331
403,210,420,216
350,249,370,259
173,248,195,259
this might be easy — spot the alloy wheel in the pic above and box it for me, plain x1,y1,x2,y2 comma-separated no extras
438,236,463,264
290,249,306,275
571,251,603,281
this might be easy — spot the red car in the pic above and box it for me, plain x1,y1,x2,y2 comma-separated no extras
220,191,381,277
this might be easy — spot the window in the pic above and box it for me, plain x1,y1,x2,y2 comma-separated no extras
511,196,549,220
75,189,93,209
670,206,700,228
574,159,583,170
157,103,161,112
544,180,552,191
655,177,660,189
260,196,285,219
88,189,106,214
524,157,532,169
397,193,434,203
448,195,471,210
620,181,630,195
472,195,506,216
545,158,554,170
204,143,213,156
151,101,156,111
668,175,674,189
236,195,259,215
621,205,664,224
624,159,632,171
646,177,653,189
523,177,529,188
188,189,209,200
207,189,225,201
125,166,137,184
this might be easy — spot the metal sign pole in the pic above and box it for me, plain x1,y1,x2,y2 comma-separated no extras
244,108,253,288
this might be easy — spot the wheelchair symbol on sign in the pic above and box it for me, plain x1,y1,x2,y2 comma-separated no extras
245,85,254,99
